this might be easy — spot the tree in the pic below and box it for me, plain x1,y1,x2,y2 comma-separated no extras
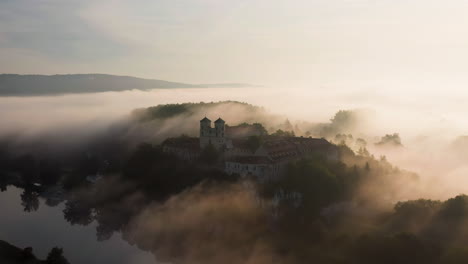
46,247,70,264
376,133,403,147
0,174,6,192
356,138,367,148
264,158,344,217
335,134,351,144
21,247,35,260
122,143,230,200
14,154,37,185
271,129,295,137
358,147,370,157
38,159,61,186
21,188,39,212
330,110,358,132
246,136,263,152
199,144,219,164
63,200,93,226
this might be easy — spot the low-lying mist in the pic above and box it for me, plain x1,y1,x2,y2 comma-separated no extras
4,87,468,264
1,87,467,200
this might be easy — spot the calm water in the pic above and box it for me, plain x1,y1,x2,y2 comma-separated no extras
0,186,156,264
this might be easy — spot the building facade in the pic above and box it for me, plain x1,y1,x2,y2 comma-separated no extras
199,117,228,149
163,117,339,181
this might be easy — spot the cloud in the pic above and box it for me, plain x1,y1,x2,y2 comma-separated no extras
0,0,127,61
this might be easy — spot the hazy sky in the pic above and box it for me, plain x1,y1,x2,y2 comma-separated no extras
2,0,468,87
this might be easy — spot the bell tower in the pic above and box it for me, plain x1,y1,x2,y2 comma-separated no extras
199,117,226,149
200,117,211,137
200,117,212,148
214,118,225,137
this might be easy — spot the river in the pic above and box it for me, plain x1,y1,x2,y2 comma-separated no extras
0,186,156,264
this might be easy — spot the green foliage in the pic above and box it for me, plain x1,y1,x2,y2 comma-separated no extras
38,159,61,186
14,154,37,185
388,199,442,233
352,233,440,264
320,110,360,137
144,103,191,119
122,143,232,200
20,188,39,212
376,133,403,147
365,161,370,171
386,195,468,246
357,147,370,157
199,144,219,164
440,247,468,264
234,122,268,135
335,133,353,144
46,247,70,264
245,135,264,152
331,110,357,127
262,156,355,217
338,143,355,159
284,159,343,214
63,200,93,226
438,195,468,219
136,101,263,121
317,109,373,138
356,138,367,148
270,129,295,137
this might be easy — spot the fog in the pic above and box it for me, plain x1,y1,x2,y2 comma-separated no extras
1,86,468,201
2,86,467,136
3,86,468,263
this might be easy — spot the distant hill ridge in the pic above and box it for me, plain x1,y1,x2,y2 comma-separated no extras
0,74,254,96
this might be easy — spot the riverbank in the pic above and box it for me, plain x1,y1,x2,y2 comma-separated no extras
0,240,44,264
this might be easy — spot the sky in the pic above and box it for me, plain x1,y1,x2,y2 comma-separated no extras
2,0,468,87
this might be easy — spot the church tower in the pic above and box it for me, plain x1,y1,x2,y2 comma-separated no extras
200,117,212,148
200,117,211,137
199,117,226,149
214,118,225,137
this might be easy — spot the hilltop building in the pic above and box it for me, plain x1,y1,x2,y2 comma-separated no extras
199,117,228,149
225,137,337,181
162,117,338,181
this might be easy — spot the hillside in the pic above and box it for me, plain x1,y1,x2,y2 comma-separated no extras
0,74,259,96
0,74,197,96
0,240,42,264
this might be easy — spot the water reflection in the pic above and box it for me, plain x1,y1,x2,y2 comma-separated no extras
0,186,155,264
20,188,39,212
63,200,93,226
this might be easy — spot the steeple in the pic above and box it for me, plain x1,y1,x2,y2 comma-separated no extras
214,117,225,137
200,116,227,148
200,117,211,138
200,117,211,123
214,117,225,124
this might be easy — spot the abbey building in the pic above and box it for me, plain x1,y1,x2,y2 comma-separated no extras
199,117,228,149
162,117,338,181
